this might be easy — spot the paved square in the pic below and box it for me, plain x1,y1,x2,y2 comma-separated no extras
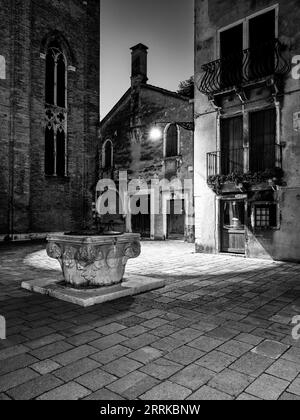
1,240,300,400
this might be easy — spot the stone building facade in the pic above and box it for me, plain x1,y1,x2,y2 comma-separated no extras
0,0,100,240
99,44,194,241
194,0,300,261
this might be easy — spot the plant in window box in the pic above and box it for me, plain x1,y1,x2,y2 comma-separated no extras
207,172,244,194
208,168,284,194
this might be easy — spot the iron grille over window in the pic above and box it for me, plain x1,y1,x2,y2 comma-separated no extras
254,203,277,228
45,42,67,177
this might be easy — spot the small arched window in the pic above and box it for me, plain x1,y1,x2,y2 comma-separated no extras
165,124,179,158
103,140,113,169
44,41,68,177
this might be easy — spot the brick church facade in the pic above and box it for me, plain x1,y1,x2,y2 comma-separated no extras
0,0,100,240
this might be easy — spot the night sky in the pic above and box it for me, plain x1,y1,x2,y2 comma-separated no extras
100,0,194,119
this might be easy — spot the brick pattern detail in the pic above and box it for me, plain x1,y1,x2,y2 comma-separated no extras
0,0,100,235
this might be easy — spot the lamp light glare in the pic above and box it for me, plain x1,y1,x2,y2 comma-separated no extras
150,127,162,140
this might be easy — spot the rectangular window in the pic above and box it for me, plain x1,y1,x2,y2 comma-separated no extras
249,108,276,172
218,6,277,54
221,116,244,174
220,24,243,88
254,203,278,229
249,10,276,78
249,9,276,48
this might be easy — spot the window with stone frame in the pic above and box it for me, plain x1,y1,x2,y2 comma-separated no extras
165,124,179,158
45,41,67,177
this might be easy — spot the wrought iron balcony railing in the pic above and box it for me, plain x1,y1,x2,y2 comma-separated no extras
198,39,290,96
207,144,283,179
207,148,244,178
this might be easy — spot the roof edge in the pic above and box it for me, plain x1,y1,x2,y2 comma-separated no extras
100,88,131,126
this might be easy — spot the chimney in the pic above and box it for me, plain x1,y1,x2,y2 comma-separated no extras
130,43,148,87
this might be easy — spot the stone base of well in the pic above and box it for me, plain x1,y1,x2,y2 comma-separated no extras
21,275,165,307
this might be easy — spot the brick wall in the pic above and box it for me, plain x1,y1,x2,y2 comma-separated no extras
0,0,100,236
0,0,12,234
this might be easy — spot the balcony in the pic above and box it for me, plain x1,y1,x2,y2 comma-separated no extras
207,144,283,193
198,40,290,97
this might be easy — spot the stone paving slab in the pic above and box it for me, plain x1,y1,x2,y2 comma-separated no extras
208,369,253,397
251,340,290,360
187,385,233,400
1,241,300,400
140,380,192,400
6,374,63,400
107,371,160,399
22,275,165,307
245,373,289,400
37,382,91,400
75,369,117,392
53,358,101,382
170,364,214,391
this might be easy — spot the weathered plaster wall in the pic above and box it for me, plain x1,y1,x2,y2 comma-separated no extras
195,0,300,261
100,85,194,241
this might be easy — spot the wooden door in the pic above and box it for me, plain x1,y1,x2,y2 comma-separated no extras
131,195,151,238
221,200,245,254
167,199,185,239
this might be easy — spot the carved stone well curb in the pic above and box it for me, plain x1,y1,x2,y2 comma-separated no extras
46,233,141,288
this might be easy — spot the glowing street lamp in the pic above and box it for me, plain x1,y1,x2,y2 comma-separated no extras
149,127,162,141
149,121,194,141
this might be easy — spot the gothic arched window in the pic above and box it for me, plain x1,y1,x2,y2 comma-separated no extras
45,42,67,176
165,124,179,158
102,140,113,169
45,42,67,107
